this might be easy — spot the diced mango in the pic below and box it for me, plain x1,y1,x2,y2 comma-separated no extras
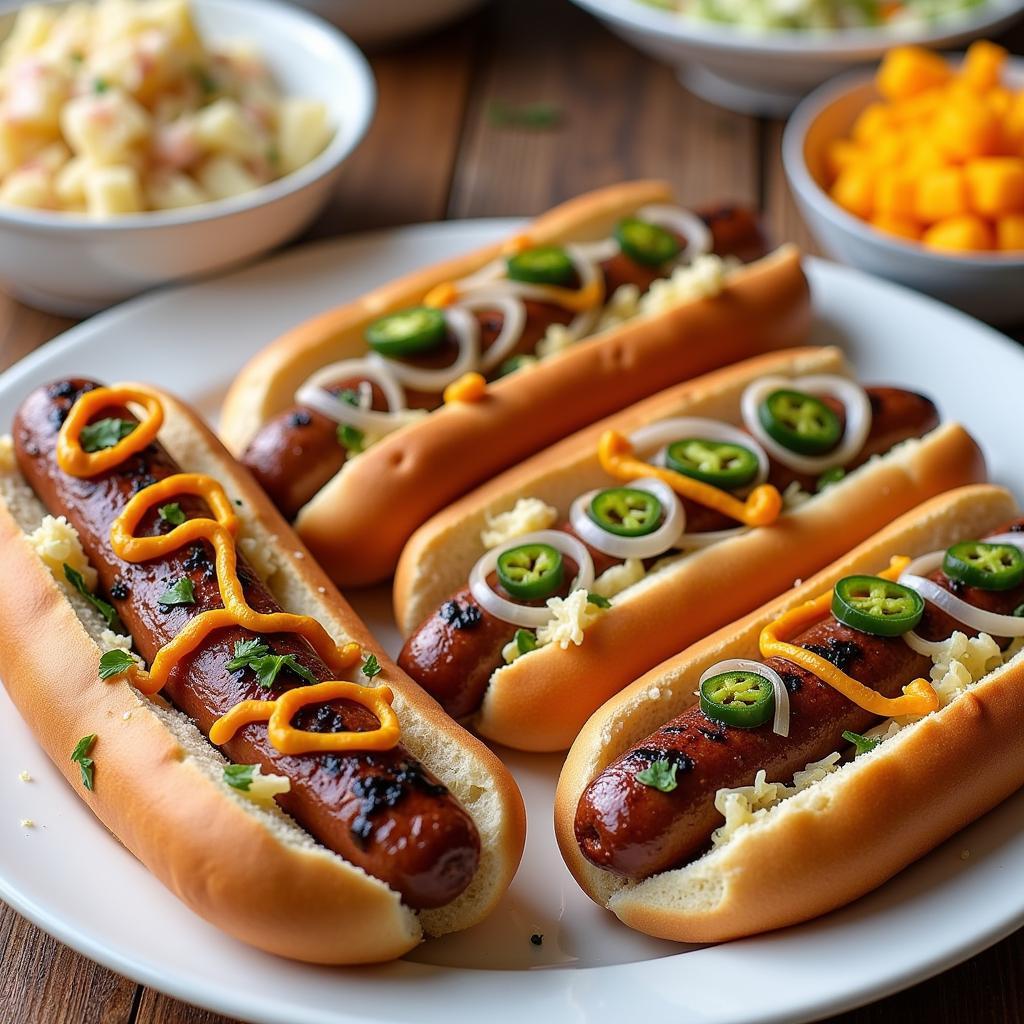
961,40,1007,94
922,215,994,252
877,46,952,101
996,214,1024,251
870,214,922,241
875,169,917,219
914,167,969,223
965,157,1024,216
831,166,875,219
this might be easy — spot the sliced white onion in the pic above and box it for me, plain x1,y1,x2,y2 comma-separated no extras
902,630,950,657
899,550,1024,638
368,306,480,393
296,358,410,434
629,416,770,489
698,658,790,737
635,204,713,264
675,525,751,549
576,238,622,263
458,294,528,373
568,477,685,560
468,529,596,628
741,374,873,476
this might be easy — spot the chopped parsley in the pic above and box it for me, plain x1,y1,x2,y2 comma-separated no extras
158,502,186,526
223,763,258,791
635,758,679,793
63,564,122,630
158,578,196,607
514,628,537,655
337,423,364,456
361,652,382,680
79,417,135,453
71,734,97,791
225,638,317,690
842,730,880,756
98,649,134,680
93,77,110,94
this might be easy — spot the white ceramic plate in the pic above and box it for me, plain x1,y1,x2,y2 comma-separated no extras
1,221,1023,1024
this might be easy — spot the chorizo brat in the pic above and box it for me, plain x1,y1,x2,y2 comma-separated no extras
14,379,480,910
397,385,940,720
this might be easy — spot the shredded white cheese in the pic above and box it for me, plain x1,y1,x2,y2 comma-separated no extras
18,771,30,783
590,557,645,600
28,515,97,590
230,765,291,806
781,480,814,510
0,434,14,474
536,588,602,650
19,819,34,829
238,535,280,583
596,283,642,331
637,255,732,319
535,323,576,360
481,498,558,549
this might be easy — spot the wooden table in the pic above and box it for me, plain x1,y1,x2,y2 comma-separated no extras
2,2,1023,1021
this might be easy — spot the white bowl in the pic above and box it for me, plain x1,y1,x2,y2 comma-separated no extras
569,0,1024,115
286,0,487,48
0,0,376,315
782,58,1024,326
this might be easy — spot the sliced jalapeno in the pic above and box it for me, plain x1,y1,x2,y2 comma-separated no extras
506,245,575,286
365,306,446,357
816,466,846,492
496,543,565,601
614,217,681,267
943,540,1024,591
759,389,842,456
831,575,924,637
588,487,663,537
699,670,774,729
665,438,760,490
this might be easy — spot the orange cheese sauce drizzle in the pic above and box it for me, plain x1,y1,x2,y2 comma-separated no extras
56,387,396,754
598,429,783,528
759,556,939,718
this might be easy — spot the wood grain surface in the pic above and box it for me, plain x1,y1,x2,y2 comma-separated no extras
0,1,1022,1022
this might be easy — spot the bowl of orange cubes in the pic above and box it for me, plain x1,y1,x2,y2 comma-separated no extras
783,41,1024,324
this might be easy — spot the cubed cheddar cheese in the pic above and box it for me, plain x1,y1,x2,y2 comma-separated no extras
964,157,1024,217
914,167,970,223
877,46,952,101
831,166,874,219
935,96,1003,162
922,215,994,252
870,214,922,241
875,169,916,219
996,214,1024,250
960,40,1006,94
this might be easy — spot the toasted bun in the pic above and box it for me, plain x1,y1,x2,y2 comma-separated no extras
554,484,1021,942
394,346,986,752
0,389,525,965
219,182,812,585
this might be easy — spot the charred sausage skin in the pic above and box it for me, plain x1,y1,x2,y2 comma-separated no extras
14,379,480,910
397,387,940,720
574,520,1024,880
242,206,769,522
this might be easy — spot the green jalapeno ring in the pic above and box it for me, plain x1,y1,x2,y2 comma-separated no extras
365,306,447,357
496,542,565,601
759,389,843,456
506,245,576,286
943,540,1024,592
831,575,925,637
665,438,760,490
816,466,847,492
699,670,775,729
614,217,682,267
588,487,663,538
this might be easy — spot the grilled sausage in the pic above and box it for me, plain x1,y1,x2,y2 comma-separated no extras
14,379,480,910
573,521,1024,880
397,387,941,720
241,205,768,523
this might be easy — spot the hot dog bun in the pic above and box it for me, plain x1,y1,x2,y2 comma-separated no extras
555,484,1022,943
394,346,985,752
219,182,812,585
0,388,525,965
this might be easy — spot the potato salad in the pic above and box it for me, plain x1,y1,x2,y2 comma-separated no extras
0,0,334,216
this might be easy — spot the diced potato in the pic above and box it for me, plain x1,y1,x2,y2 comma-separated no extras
0,6,58,72
996,214,1024,251
84,163,143,216
0,167,53,208
876,46,952,101
146,170,206,209
54,155,91,205
277,98,331,175
922,215,994,252
196,154,260,199
61,91,151,163
914,167,969,223
193,98,262,159
964,157,1024,217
